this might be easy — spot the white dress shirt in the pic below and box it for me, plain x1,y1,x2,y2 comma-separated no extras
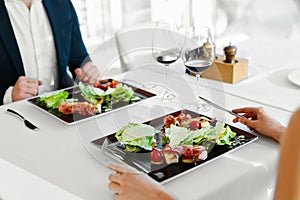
3,0,58,104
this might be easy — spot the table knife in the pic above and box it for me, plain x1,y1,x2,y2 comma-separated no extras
198,96,243,118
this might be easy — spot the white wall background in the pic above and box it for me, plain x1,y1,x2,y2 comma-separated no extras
71,0,300,52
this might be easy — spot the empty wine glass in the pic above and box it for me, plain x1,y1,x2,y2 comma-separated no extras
182,27,215,111
152,21,182,101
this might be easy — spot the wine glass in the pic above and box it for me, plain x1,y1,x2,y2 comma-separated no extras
100,138,146,174
152,21,182,101
182,27,215,110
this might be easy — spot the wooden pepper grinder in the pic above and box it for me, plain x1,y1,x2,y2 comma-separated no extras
224,43,237,63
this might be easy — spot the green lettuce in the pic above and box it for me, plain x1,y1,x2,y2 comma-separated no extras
115,123,158,152
78,82,105,104
166,125,189,147
36,90,69,109
165,120,237,147
110,84,134,103
215,125,236,145
78,82,139,106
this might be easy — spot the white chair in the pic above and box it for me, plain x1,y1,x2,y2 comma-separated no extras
89,24,186,78
89,35,121,78
114,24,185,74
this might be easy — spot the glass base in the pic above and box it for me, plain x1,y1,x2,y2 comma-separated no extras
162,90,177,102
196,100,211,112
185,99,211,112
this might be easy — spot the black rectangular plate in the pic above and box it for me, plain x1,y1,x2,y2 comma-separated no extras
91,109,258,183
28,79,156,124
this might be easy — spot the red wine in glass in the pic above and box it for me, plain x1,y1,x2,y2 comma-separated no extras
155,51,180,65
152,21,183,102
184,60,211,74
182,27,214,111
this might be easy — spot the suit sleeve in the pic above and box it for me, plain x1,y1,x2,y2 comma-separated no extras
0,87,6,105
67,1,91,79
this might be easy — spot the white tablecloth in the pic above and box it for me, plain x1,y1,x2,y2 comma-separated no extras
0,35,298,200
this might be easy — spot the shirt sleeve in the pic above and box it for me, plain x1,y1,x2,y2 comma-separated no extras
3,86,13,104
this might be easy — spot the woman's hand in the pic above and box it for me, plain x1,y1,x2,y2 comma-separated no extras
108,164,176,200
232,107,286,143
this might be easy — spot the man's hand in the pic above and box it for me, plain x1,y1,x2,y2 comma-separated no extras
12,76,42,102
75,62,101,84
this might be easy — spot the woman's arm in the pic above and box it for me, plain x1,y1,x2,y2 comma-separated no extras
274,108,300,200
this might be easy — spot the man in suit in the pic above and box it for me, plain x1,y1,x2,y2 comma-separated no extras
0,0,101,105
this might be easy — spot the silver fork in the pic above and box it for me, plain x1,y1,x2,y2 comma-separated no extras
6,109,39,131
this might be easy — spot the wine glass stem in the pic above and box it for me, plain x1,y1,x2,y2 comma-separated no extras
196,73,200,95
165,64,169,80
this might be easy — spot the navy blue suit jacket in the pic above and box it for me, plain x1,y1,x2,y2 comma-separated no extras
0,0,90,105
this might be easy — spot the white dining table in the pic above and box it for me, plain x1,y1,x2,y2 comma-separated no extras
0,35,298,200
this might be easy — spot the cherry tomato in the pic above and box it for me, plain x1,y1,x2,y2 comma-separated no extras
96,83,108,91
150,148,163,164
189,120,200,130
